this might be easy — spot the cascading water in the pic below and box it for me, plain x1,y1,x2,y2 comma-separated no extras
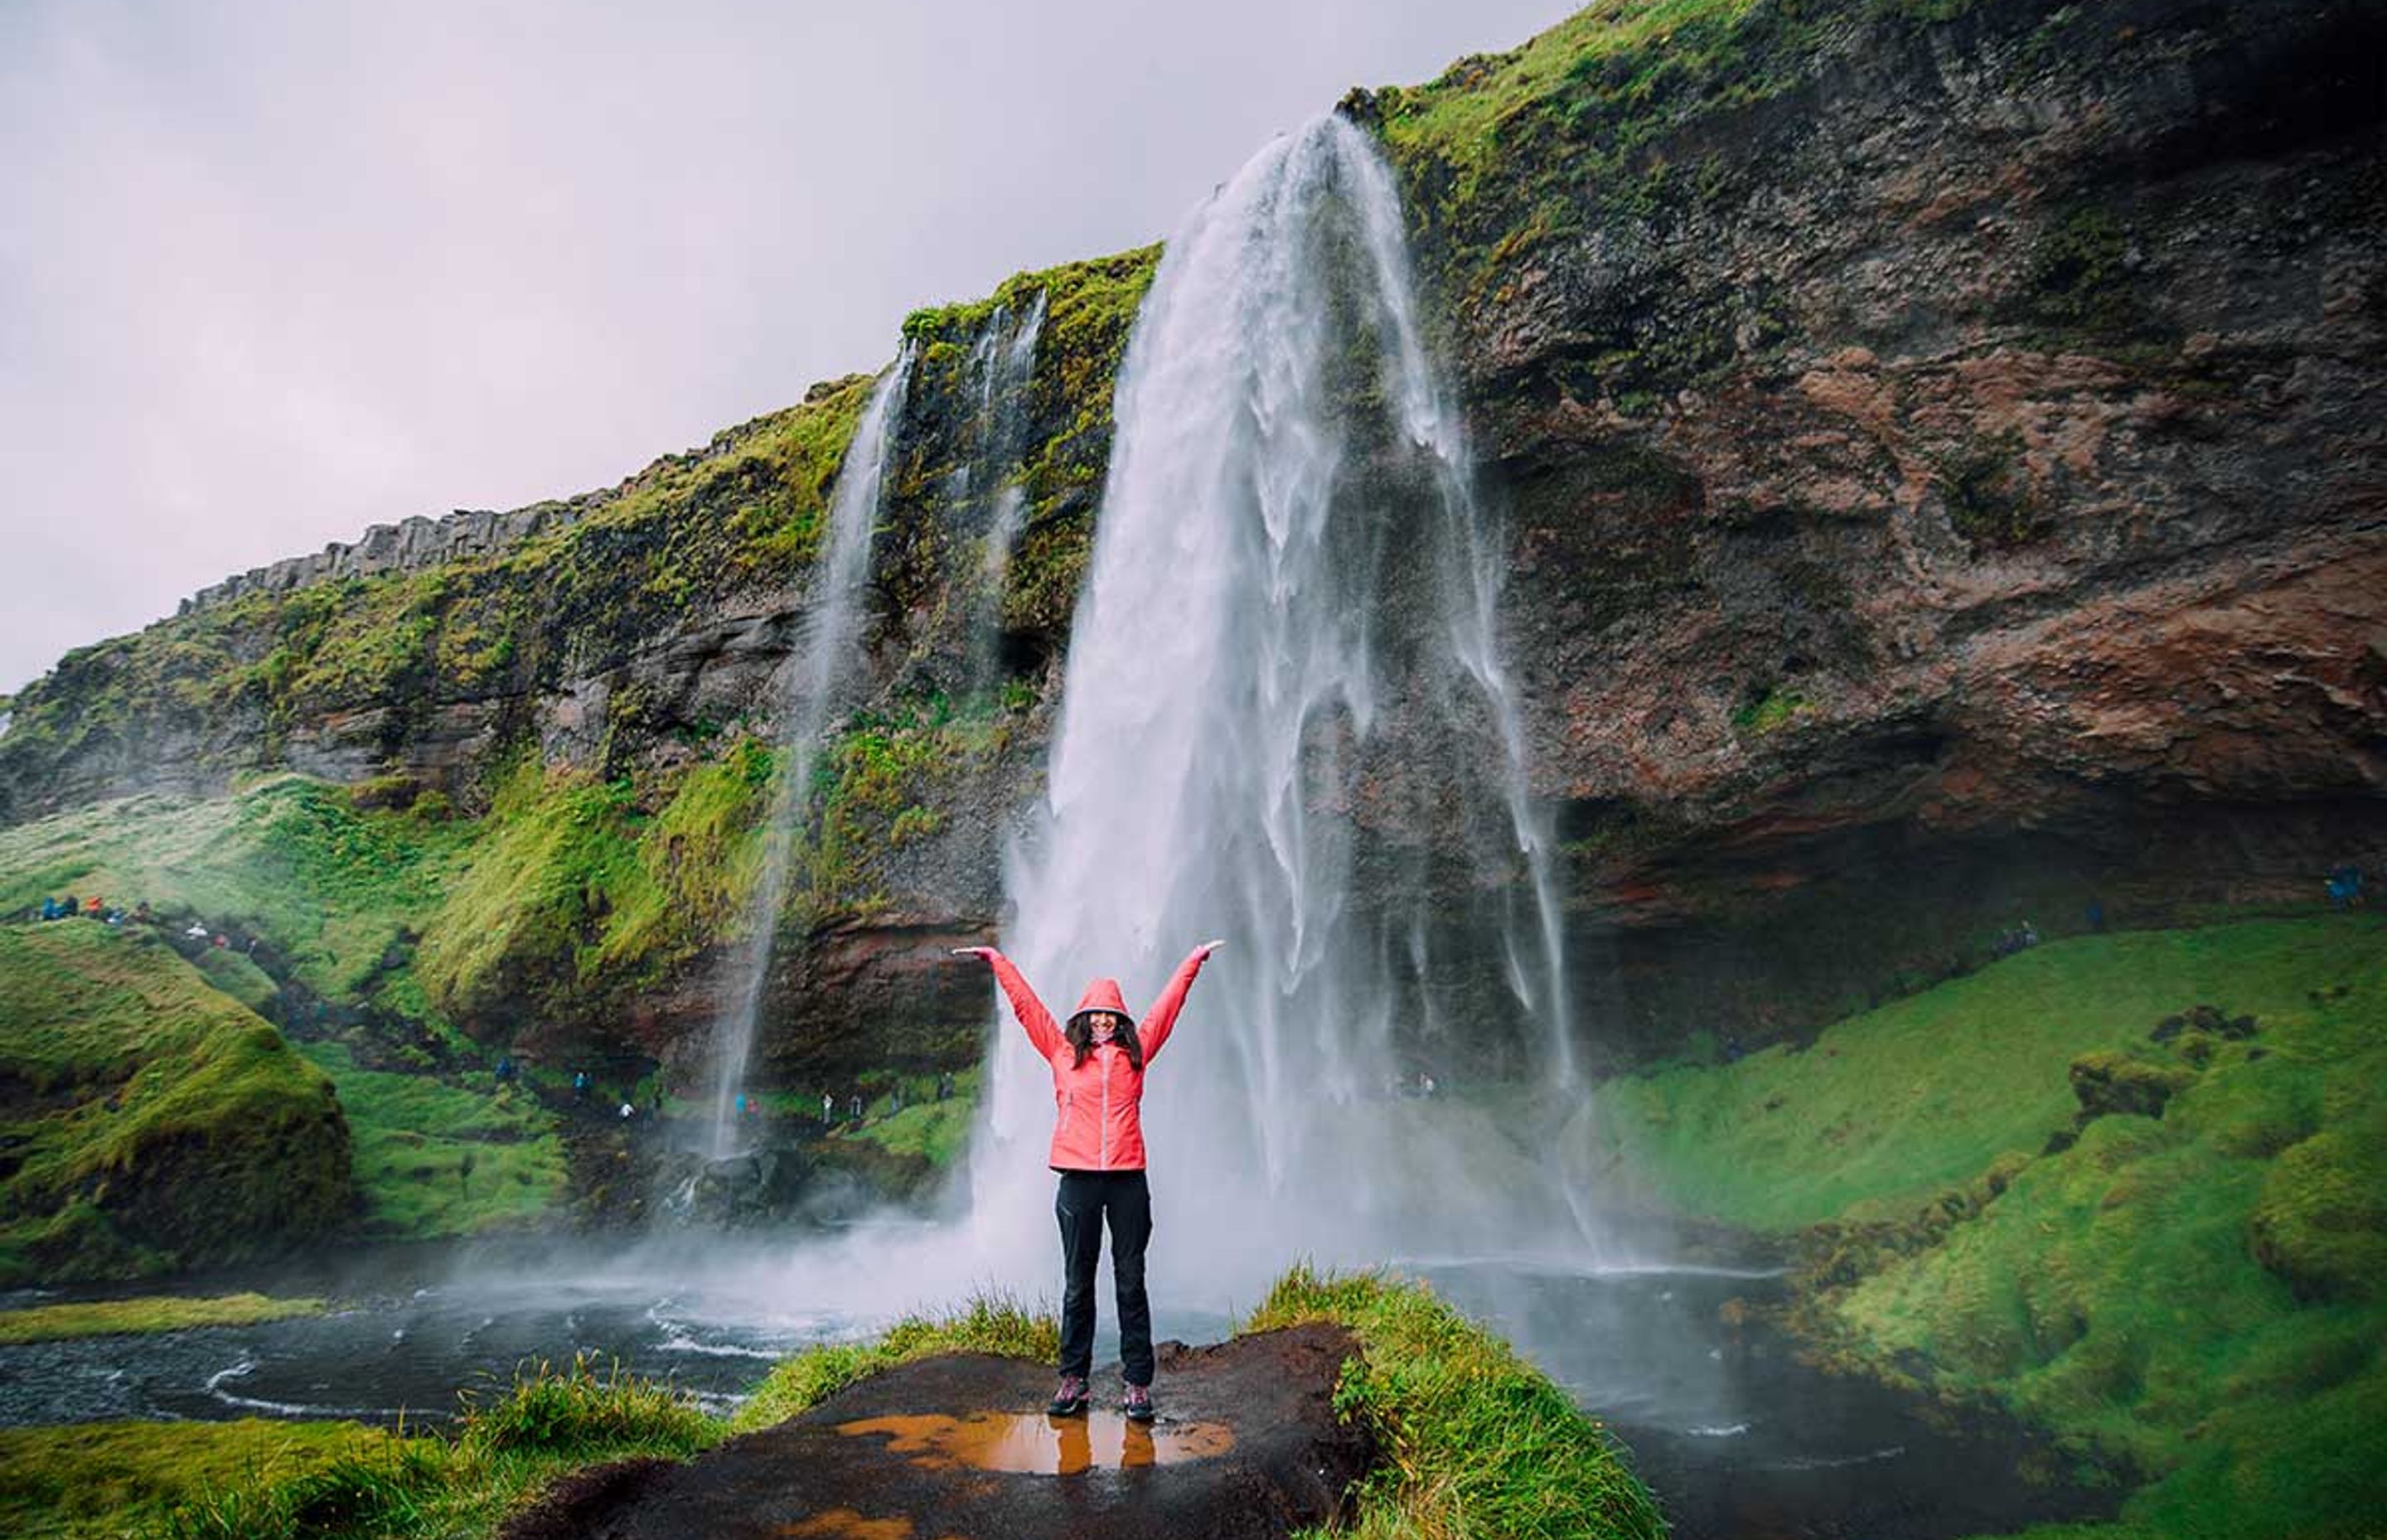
964,114,1595,1296
703,343,916,1159
966,294,1047,690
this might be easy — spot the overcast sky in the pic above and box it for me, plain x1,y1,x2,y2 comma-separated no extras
0,0,1577,695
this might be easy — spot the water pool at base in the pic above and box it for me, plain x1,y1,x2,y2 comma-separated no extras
0,1242,2108,1539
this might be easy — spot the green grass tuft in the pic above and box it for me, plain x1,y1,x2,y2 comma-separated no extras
156,1358,725,1540
1245,1264,1664,1540
0,1420,388,1540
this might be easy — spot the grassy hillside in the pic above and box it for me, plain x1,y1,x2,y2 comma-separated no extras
0,777,469,1029
1585,913,2387,1540
0,923,352,1282
295,1043,566,1240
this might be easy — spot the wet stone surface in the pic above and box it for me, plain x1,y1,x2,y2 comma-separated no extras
497,1323,1368,1540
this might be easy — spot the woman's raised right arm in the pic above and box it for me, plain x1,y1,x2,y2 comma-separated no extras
953,947,1063,1058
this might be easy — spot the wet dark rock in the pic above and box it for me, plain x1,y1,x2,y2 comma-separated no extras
497,1324,1370,1540
657,1146,817,1228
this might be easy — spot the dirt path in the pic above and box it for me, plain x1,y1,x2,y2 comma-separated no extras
500,1323,1370,1540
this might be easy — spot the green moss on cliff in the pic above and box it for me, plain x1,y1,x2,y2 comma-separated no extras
0,923,352,1282
1368,0,1825,318
410,738,782,1032
795,689,1024,923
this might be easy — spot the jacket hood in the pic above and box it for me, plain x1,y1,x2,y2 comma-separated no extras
1067,977,1131,1026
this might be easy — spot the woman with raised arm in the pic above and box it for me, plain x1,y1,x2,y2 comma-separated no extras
951,937,1224,1424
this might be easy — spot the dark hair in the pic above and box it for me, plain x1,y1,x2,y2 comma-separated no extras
1066,1011,1142,1070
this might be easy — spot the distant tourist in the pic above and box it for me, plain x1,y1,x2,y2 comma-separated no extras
951,936,1223,1425
573,1069,590,1102
2326,864,2364,909
890,1082,905,1115
821,1092,835,1126
495,1054,516,1086
619,1102,636,1120
186,920,210,940
937,1071,954,1102
848,1092,863,1121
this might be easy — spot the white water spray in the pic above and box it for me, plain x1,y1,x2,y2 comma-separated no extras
704,345,916,1158
963,114,1592,1300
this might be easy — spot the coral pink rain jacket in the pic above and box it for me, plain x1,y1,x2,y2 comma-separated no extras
986,947,1213,1171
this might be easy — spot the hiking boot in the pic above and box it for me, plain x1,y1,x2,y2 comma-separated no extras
1121,1382,1155,1423
1047,1373,1088,1417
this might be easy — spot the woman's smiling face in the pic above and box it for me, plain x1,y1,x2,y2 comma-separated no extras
1087,1011,1121,1043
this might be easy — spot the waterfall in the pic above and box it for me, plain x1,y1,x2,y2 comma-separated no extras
703,343,916,1160
964,114,1591,1295
969,294,1047,690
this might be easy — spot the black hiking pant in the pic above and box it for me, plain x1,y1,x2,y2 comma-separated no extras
1054,1169,1154,1387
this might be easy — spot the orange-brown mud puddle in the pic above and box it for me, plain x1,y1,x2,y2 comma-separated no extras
834,1411,1236,1475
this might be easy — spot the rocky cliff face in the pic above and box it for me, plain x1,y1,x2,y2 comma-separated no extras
0,0,2378,1082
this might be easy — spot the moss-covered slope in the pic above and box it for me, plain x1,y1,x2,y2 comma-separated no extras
0,922,353,1281
1584,913,2387,1540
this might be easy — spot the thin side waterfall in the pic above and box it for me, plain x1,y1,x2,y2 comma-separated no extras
970,294,1047,690
963,114,1594,1295
703,344,916,1159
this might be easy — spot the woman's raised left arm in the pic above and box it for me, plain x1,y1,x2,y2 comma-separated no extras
1136,939,1223,1063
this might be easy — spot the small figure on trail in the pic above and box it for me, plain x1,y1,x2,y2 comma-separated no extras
495,1054,516,1086
186,920,209,940
821,1092,835,1127
134,900,151,924
574,1069,590,1102
60,893,76,919
937,1071,954,1102
84,896,103,917
651,1085,664,1117
890,1082,904,1116
39,898,59,921
2326,864,2364,909
734,1092,749,1119
848,1092,864,1121
619,1101,636,1120
212,932,229,949
952,937,1224,1425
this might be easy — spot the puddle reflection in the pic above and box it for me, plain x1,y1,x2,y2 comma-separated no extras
834,1411,1234,1475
